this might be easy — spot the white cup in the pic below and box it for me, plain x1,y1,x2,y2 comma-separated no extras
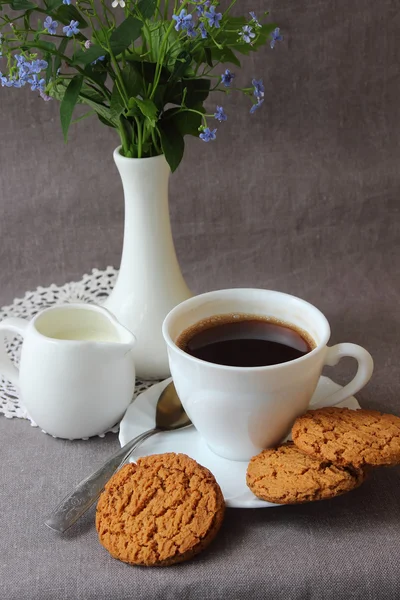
162,289,374,461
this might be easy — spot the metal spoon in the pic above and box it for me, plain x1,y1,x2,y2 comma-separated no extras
44,382,191,533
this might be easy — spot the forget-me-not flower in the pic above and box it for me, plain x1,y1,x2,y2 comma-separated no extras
84,40,92,49
199,22,208,39
30,75,45,91
252,78,264,100
44,16,58,35
185,23,198,38
250,98,264,114
239,25,256,43
40,89,53,101
204,6,222,28
32,59,48,73
172,9,192,32
270,27,283,49
249,12,261,28
214,106,227,122
63,20,80,37
199,127,217,142
221,69,235,87
63,0,71,4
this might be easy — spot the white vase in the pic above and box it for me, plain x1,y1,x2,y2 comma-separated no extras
103,147,192,379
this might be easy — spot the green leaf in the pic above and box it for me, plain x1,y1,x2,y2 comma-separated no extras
110,85,124,119
54,37,68,75
173,50,192,78
52,4,88,28
134,98,158,125
10,0,36,9
162,108,203,138
97,113,117,129
204,47,213,68
60,75,83,142
79,85,105,104
121,63,142,98
44,0,62,10
159,121,184,173
136,0,157,19
45,52,52,82
72,44,105,67
166,79,210,108
83,63,107,88
24,40,56,53
221,16,247,29
211,46,241,67
79,95,119,128
110,16,142,54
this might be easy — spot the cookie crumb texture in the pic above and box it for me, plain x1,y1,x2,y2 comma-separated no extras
96,453,225,567
292,408,400,468
246,442,365,504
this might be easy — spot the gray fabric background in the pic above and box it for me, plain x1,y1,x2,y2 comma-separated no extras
1,0,400,598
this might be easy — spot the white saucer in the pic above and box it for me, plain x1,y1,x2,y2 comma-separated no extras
119,376,361,509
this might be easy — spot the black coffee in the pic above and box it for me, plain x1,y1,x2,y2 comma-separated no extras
177,315,315,368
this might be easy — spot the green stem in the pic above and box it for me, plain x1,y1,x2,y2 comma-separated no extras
134,116,142,158
151,127,161,155
151,0,189,100
119,116,130,155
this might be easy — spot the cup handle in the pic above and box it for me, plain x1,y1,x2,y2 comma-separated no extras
311,343,374,409
0,318,28,386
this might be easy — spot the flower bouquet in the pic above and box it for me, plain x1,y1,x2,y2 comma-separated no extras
0,0,282,171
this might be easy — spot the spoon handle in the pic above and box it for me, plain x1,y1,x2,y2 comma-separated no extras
44,428,160,533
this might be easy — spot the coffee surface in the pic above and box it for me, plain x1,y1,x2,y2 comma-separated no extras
177,315,315,368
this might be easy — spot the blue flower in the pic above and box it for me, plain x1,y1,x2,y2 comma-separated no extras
221,68,235,87
250,98,264,114
9,78,23,88
0,73,9,87
199,127,217,142
32,59,48,73
44,16,58,35
172,9,192,32
204,6,222,28
15,54,26,67
30,75,45,91
249,11,261,28
63,0,71,4
214,106,227,122
252,78,264,100
196,0,210,11
39,89,53,101
270,27,283,49
186,23,198,38
239,25,255,43
63,20,80,37
199,22,208,39
91,55,105,65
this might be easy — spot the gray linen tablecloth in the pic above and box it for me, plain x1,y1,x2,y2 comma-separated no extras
1,0,399,598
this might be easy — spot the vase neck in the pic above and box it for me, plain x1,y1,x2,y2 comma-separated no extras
112,149,178,287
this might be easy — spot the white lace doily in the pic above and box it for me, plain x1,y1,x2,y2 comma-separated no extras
0,267,158,438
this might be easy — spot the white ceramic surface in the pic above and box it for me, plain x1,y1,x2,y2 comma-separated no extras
103,148,192,379
119,376,361,509
0,304,136,439
162,289,374,460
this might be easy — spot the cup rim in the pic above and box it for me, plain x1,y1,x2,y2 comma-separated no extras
162,288,331,372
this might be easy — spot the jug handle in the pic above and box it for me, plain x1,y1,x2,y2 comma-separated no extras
0,318,28,386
